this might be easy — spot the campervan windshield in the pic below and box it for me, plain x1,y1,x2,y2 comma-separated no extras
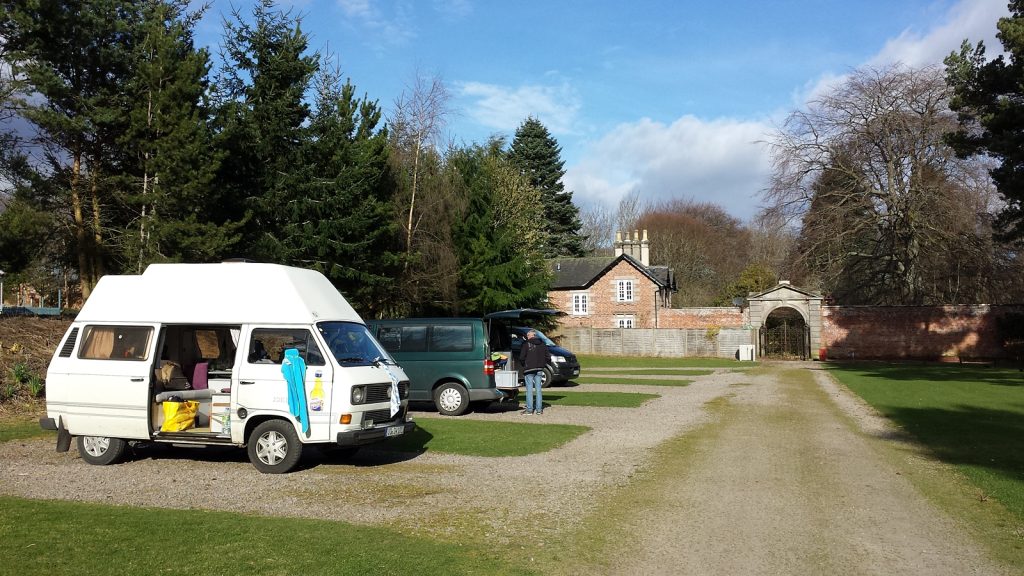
318,321,393,366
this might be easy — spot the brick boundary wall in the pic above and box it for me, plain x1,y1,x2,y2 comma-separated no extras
820,304,1024,361
657,307,745,329
555,303,1024,360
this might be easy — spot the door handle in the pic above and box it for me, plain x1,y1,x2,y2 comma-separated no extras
131,377,144,382
240,380,255,385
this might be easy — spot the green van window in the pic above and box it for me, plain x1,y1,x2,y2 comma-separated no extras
430,324,473,352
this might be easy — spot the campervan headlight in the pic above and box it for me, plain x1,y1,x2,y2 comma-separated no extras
551,355,566,363
351,386,366,405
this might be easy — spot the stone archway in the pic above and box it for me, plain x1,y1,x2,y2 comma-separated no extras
747,281,823,360
759,306,810,359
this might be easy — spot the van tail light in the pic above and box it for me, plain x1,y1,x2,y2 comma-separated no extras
484,359,495,376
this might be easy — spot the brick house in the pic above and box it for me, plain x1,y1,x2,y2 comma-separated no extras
548,230,676,328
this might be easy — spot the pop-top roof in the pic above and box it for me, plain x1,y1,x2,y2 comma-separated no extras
75,263,361,325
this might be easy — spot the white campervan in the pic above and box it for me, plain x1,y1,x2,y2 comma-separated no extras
40,262,414,473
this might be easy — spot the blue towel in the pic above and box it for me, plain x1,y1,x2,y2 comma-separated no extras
281,349,309,434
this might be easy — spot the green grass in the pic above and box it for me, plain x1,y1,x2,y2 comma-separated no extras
578,354,753,368
383,417,589,456
828,363,1024,523
539,391,659,408
0,415,50,442
581,368,714,376
574,375,692,387
0,496,534,576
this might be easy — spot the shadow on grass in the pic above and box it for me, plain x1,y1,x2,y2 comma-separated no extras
883,404,1024,484
833,362,1024,386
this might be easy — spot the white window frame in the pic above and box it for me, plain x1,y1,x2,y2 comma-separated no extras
616,315,635,328
571,292,589,316
616,279,634,302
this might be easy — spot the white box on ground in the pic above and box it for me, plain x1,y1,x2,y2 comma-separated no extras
738,344,755,361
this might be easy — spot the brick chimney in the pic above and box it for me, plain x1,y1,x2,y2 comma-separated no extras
613,229,650,266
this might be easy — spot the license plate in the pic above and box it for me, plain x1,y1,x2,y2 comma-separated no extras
386,425,404,437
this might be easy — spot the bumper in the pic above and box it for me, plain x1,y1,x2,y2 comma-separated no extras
468,387,505,402
336,420,416,446
551,363,581,382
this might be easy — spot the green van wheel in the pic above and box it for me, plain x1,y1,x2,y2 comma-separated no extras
434,382,470,416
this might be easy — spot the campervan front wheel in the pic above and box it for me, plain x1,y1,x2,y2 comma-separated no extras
248,420,303,474
434,382,470,416
77,435,127,465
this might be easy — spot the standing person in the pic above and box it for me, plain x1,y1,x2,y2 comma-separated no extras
519,329,551,415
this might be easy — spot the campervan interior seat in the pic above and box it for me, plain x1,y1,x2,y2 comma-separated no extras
155,389,214,402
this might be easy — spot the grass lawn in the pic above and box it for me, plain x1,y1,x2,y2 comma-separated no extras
581,368,714,376
574,375,693,387
828,363,1024,523
0,496,533,576
539,391,659,408
578,354,753,369
0,414,50,442
383,417,589,456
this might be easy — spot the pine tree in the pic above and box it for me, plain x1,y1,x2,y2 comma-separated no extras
284,64,401,316
2,0,144,297
213,0,318,262
122,0,239,268
508,117,585,257
450,141,550,316
945,5,1024,242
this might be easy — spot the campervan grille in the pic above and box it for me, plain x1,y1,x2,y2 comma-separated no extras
365,381,408,403
364,406,405,424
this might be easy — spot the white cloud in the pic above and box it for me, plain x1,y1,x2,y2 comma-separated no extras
565,116,773,221
335,0,416,50
869,0,1009,68
564,0,1010,224
457,81,581,135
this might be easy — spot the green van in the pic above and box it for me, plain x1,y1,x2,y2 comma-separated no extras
366,310,559,416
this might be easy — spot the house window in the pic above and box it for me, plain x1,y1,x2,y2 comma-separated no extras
572,293,589,315
616,280,634,302
616,315,635,329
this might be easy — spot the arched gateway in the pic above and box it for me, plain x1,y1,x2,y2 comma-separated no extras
747,281,824,360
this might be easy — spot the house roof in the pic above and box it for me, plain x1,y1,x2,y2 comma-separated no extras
549,254,675,291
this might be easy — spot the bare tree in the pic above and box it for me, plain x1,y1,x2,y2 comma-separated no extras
637,199,752,306
578,202,615,254
764,64,996,304
388,72,451,270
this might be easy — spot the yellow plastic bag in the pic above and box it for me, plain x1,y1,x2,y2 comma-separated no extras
161,400,199,432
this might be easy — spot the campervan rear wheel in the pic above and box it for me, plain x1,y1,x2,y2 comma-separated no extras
77,435,127,465
248,420,303,474
434,382,469,416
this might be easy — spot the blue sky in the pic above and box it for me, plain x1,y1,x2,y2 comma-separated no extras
195,0,1010,221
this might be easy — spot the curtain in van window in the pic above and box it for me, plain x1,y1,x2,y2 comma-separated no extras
81,327,115,359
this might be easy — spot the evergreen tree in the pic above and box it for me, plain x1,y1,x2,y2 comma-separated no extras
2,0,144,297
945,5,1024,242
121,0,239,269
213,0,318,262
284,64,401,316
508,117,585,257
450,141,550,316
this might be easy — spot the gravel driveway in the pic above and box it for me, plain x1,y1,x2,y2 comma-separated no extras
0,364,1015,574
